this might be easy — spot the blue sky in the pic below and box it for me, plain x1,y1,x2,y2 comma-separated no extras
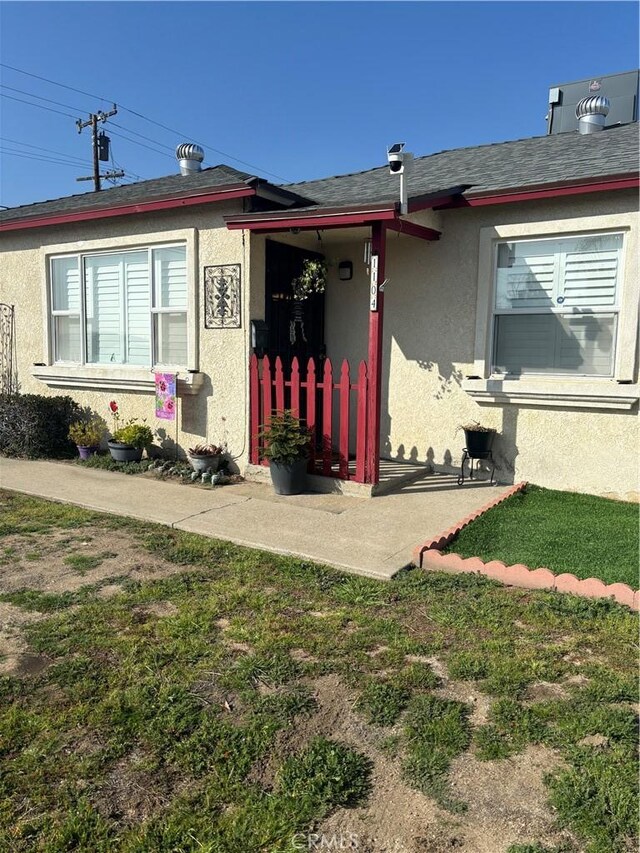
0,1,638,207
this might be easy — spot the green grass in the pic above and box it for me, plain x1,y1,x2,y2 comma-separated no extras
444,485,639,588
0,489,637,852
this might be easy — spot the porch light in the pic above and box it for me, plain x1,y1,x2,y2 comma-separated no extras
338,261,353,281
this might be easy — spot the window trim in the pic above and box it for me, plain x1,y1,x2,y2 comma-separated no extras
40,228,198,374
465,212,639,410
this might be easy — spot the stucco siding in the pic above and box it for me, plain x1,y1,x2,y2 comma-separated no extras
323,191,639,499
0,204,251,467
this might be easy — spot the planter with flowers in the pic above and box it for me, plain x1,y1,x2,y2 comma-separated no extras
258,410,311,495
68,416,105,459
107,401,154,463
187,443,226,474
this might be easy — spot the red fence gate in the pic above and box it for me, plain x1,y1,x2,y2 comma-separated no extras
249,354,369,482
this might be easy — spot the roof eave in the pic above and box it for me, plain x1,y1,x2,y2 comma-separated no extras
0,183,257,233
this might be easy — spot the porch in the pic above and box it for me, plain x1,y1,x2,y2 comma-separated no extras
228,195,460,494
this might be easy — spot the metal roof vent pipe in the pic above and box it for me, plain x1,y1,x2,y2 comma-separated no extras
176,143,204,175
575,96,610,134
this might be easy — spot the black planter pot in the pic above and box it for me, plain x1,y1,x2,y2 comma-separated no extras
269,457,308,495
463,429,495,459
108,440,143,463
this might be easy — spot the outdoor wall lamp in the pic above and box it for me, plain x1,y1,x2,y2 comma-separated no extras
338,261,353,281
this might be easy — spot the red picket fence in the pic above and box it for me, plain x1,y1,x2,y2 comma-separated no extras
249,354,368,482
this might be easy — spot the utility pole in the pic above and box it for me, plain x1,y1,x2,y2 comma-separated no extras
76,105,124,191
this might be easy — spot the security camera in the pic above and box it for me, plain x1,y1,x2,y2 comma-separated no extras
387,142,405,174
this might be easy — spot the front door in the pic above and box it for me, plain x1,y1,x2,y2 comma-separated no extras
264,239,325,365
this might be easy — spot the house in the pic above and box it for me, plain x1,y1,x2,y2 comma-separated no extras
1,82,638,500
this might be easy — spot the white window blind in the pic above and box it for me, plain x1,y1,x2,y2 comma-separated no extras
493,233,623,377
51,257,81,362
50,244,187,368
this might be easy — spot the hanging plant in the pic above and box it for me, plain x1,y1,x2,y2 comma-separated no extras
291,258,327,301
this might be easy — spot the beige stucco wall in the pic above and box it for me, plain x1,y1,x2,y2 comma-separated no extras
2,190,638,499
0,204,252,468
323,191,639,500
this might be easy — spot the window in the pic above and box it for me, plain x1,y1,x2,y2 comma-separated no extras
50,244,187,367
492,233,623,377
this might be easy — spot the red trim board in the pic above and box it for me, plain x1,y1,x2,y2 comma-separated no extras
0,185,256,232
412,482,639,610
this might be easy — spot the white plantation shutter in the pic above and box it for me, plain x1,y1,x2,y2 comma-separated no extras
51,244,187,368
493,233,623,377
152,246,187,364
51,257,81,362
124,254,151,365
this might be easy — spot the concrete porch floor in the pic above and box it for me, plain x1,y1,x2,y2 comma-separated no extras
0,458,508,580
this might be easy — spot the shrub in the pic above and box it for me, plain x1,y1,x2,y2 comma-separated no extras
0,393,83,458
111,423,154,449
258,411,311,465
68,417,105,447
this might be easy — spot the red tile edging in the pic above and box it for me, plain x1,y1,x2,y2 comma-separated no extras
412,482,638,611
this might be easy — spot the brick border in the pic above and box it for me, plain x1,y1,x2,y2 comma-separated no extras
412,482,639,611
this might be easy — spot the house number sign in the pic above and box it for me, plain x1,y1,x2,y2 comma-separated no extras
369,254,379,311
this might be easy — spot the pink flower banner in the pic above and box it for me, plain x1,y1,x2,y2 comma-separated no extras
155,372,176,421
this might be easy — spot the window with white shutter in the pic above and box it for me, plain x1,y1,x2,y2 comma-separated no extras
492,233,623,377
50,244,187,368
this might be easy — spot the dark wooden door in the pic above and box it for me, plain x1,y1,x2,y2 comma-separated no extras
265,239,325,365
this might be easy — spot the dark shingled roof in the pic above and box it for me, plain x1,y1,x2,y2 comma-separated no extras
0,164,258,223
278,123,639,207
1,124,638,224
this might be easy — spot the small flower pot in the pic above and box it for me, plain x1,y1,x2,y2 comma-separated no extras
463,429,496,459
77,445,98,460
108,440,143,463
269,457,308,495
187,454,221,474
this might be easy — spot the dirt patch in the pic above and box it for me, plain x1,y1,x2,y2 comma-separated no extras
132,601,179,619
93,750,179,825
434,680,492,726
525,681,570,703
96,584,124,600
0,529,184,597
0,601,45,675
251,675,446,852
440,747,576,852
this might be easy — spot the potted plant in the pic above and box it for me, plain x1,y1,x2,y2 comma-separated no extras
187,443,225,474
258,410,311,495
457,421,496,458
107,401,154,463
68,417,104,459
291,258,327,301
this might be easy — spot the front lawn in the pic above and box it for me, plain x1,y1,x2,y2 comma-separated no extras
444,485,639,588
0,490,637,852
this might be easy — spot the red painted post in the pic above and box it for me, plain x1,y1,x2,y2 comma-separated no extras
366,221,386,485
321,358,333,476
306,357,317,473
338,360,350,479
274,356,285,413
249,354,260,464
261,355,272,464
355,360,368,483
290,357,300,419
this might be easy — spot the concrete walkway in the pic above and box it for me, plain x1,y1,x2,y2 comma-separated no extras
0,458,508,580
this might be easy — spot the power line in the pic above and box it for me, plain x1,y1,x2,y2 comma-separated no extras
0,92,76,119
107,127,175,160
0,136,93,166
108,121,175,152
0,148,94,168
0,83,88,115
0,61,292,182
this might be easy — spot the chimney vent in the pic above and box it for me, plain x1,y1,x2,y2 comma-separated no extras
575,95,610,134
176,143,204,175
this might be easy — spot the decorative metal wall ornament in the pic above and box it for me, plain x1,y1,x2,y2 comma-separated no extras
204,264,241,328
0,304,17,396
